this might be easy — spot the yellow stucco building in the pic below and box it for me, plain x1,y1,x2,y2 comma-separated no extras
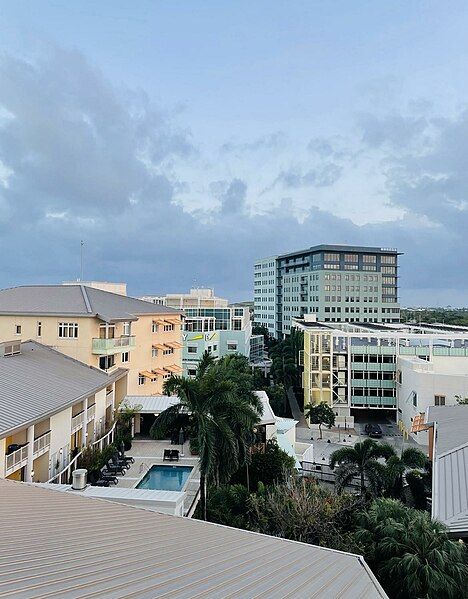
0,284,183,395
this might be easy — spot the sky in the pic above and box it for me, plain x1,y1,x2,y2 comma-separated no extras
1,1,468,305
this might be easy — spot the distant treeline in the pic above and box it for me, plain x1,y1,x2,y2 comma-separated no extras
401,308,468,326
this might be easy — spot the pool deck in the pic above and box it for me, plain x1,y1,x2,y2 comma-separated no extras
114,439,200,516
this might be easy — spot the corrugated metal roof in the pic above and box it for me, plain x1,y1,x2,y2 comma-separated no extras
34,483,184,504
0,479,387,598
429,405,468,534
0,285,181,321
0,341,123,438
123,395,180,414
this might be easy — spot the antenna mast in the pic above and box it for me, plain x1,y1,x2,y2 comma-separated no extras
80,240,84,282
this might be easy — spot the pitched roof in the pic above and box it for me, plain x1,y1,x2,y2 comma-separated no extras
0,285,181,322
0,480,387,598
0,341,125,438
428,405,468,534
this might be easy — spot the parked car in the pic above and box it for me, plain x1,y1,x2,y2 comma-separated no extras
364,423,383,438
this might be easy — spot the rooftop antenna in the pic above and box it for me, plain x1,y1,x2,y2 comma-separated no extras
79,240,84,282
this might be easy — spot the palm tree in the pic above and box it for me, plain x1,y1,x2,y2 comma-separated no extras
379,443,427,499
150,356,260,520
355,498,468,599
329,438,392,496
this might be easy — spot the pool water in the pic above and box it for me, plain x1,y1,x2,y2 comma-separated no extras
136,465,193,491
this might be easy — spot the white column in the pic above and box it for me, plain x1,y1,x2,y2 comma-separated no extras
82,397,88,447
25,425,34,482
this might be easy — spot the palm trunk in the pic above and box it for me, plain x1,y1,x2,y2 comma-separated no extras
360,470,365,496
200,472,206,520
319,423,323,439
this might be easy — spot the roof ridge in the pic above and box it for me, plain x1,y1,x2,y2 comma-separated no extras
79,285,93,314
437,439,468,459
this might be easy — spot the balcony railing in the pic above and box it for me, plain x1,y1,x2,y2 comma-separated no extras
71,411,84,432
5,444,29,475
33,431,51,457
106,390,114,408
92,336,136,355
87,405,96,422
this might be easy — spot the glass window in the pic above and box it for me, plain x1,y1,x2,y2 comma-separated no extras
434,395,445,406
15,325,21,335
121,352,129,363
58,322,79,338
188,346,197,354
37,322,42,337
138,374,145,386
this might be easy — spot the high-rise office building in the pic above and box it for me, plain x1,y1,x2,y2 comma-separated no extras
254,245,401,338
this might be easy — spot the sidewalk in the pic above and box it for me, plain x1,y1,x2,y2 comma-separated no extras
287,386,309,429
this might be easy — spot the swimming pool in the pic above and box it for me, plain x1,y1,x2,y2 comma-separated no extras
136,465,193,492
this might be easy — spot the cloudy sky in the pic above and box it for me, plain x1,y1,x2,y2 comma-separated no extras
1,1,468,305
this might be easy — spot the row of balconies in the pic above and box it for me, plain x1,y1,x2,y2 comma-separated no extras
5,430,51,477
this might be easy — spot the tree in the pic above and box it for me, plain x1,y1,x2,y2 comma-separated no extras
269,329,303,389
249,477,362,552
230,439,296,491
150,357,261,519
379,444,428,499
204,484,252,529
329,438,392,496
355,498,468,599
305,401,335,439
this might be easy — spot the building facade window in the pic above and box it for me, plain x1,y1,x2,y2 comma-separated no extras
99,355,115,371
138,374,145,386
121,352,129,363
15,325,21,335
434,395,445,406
58,322,79,338
123,322,131,336
187,346,197,354
227,342,238,351
152,322,158,333
152,348,158,358
37,322,42,337
163,324,174,332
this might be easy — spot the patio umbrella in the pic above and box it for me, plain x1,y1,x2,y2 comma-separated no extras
178,428,185,457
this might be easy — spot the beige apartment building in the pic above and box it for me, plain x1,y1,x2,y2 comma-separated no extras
0,285,183,395
0,339,128,483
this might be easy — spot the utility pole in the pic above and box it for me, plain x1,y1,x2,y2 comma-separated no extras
80,240,84,282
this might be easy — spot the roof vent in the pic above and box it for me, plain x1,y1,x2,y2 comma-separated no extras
72,469,87,491
1,341,21,357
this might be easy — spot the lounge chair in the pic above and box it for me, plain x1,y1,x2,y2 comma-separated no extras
93,478,110,487
118,449,134,466
163,449,172,461
100,472,118,485
104,460,126,475
112,453,129,471
170,449,179,461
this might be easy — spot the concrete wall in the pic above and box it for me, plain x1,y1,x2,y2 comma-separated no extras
398,355,468,444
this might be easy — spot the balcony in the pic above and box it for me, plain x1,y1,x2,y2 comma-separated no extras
5,444,29,476
92,335,136,356
33,431,51,458
71,411,84,433
87,405,96,422
106,390,114,408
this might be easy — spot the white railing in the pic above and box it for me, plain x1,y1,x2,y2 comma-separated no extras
5,444,29,475
71,411,84,432
87,405,96,422
33,431,51,457
106,391,114,408
46,422,117,484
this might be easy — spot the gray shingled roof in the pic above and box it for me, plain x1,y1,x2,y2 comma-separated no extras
0,285,181,322
428,405,468,535
0,341,125,438
0,480,387,598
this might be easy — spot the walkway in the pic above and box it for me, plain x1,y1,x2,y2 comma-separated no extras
287,386,309,429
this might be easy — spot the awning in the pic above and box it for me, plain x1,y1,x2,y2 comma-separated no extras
411,413,429,433
140,370,157,381
166,318,181,325
164,364,183,373
152,368,166,376
152,344,166,350
164,342,183,349
153,319,166,325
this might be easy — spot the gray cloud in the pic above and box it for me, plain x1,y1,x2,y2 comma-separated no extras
220,131,287,155
0,48,467,305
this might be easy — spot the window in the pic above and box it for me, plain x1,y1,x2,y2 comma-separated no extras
138,374,146,386
121,352,129,363
152,322,158,333
188,346,197,354
123,322,131,336
15,325,21,335
58,322,78,338
227,342,238,351
163,348,174,355
434,395,445,406
188,368,197,377
99,355,115,371
37,322,42,337
152,348,158,358
164,324,174,332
